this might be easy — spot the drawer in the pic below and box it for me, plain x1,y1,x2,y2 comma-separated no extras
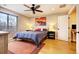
47,31,55,39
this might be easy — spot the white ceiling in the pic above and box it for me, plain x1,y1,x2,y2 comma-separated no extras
0,4,74,17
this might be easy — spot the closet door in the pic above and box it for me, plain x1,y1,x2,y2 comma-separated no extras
58,15,68,41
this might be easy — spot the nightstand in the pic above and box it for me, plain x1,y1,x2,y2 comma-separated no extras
47,31,55,39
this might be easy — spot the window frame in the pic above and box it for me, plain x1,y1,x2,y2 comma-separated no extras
0,11,18,31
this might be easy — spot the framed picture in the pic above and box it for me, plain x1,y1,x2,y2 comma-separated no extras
35,17,46,26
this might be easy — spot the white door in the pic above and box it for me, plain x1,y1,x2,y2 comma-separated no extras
58,15,68,41
76,5,79,53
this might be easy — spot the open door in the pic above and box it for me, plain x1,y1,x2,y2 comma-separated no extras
58,15,68,41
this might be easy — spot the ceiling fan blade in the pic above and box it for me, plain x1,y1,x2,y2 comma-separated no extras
36,10,43,12
33,11,35,14
24,10,31,11
24,4,31,8
35,5,40,9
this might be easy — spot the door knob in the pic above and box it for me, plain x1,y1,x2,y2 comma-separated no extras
58,28,59,30
76,32,79,33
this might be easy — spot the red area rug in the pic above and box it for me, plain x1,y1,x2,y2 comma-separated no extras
8,40,45,54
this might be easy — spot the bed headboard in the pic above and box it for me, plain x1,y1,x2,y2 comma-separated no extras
35,28,48,31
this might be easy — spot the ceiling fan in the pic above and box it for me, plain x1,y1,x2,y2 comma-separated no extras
24,4,43,14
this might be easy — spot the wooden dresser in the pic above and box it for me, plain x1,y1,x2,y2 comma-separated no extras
0,31,9,54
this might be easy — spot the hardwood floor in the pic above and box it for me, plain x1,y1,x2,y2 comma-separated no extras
39,39,76,54
8,38,76,54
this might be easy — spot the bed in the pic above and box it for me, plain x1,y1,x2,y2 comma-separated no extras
13,31,47,47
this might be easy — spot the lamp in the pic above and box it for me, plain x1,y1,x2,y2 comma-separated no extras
49,24,56,31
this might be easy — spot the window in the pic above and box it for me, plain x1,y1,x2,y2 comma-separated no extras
8,15,17,32
0,13,7,31
0,12,18,32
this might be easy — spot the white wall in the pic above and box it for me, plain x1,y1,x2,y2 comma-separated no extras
76,5,79,54
47,15,58,31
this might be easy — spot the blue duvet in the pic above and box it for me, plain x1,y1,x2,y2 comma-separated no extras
14,31,47,45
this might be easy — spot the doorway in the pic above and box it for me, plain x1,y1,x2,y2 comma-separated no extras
68,7,76,42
